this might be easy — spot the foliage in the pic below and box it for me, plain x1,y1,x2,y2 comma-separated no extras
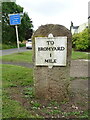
1,43,25,50
19,12,33,41
2,2,33,45
2,44,16,49
72,28,89,51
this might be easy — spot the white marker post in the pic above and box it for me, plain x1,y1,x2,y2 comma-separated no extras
15,25,20,52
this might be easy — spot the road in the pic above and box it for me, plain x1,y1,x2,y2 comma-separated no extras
0,47,31,56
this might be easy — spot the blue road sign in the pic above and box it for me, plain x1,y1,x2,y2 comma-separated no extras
9,14,21,25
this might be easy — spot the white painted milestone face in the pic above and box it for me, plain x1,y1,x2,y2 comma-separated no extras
35,36,67,66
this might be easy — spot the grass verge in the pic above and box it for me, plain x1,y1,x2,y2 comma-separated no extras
72,50,89,60
2,64,35,118
2,91,34,118
2,64,89,119
2,64,33,88
1,51,32,63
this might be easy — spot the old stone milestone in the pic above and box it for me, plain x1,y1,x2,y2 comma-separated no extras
32,24,72,101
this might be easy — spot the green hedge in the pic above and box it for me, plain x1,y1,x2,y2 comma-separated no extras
72,28,90,51
1,43,25,50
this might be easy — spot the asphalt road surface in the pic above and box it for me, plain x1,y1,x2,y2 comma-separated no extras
0,47,31,56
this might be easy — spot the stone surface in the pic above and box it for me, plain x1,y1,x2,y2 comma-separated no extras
32,24,72,101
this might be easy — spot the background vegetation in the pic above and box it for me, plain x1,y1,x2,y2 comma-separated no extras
2,2,33,46
72,28,90,51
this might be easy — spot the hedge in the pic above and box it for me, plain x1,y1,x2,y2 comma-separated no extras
72,28,90,51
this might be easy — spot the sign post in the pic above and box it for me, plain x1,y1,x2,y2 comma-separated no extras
9,14,21,52
15,25,20,52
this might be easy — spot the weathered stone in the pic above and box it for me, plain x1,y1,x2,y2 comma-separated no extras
32,24,72,101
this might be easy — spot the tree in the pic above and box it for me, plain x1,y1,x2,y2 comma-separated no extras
19,12,33,42
2,2,33,45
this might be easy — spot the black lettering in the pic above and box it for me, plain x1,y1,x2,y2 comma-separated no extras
38,47,65,51
57,47,60,51
45,59,57,63
50,53,52,57
47,41,50,45
51,41,54,45
45,59,49,63
54,59,57,63
38,47,40,51
47,41,54,45
61,47,65,51
41,47,44,51
48,47,52,51
41,47,47,51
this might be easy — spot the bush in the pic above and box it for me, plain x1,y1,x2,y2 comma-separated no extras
19,43,25,47
1,42,26,50
72,28,89,51
2,44,16,50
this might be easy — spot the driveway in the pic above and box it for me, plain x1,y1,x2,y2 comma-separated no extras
70,59,89,77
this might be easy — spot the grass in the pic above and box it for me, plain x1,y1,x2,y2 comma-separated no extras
2,64,89,119
2,64,33,88
2,91,34,118
63,111,81,117
2,64,35,118
46,109,62,115
1,51,33,63
71,50,89,60
23,87,35,98
70,77,89,81
0,64,2,120
2,64,42,118
30,101,41,108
